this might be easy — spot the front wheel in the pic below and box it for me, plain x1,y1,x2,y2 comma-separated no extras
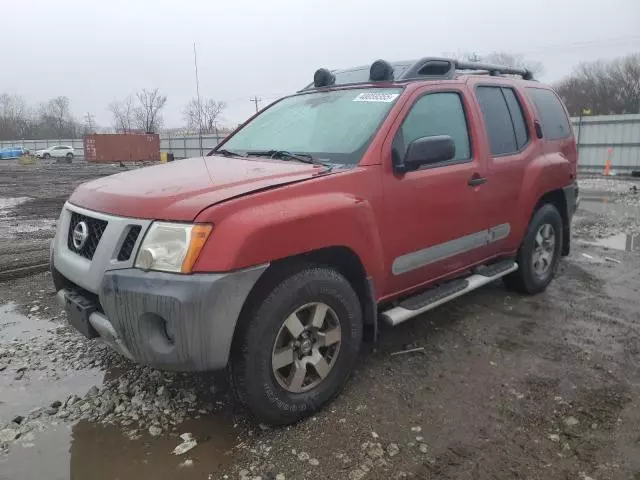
504,203,563,294
232,266,362,425
66,153,74,161
43,153,50,159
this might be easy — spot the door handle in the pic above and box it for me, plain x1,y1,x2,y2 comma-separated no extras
468,175,487,187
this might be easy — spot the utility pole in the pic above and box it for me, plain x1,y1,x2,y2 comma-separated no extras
250,96,262,113
84,112,95,133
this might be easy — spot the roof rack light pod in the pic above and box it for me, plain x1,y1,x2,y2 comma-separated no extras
370,60,394,81
313,68,336,88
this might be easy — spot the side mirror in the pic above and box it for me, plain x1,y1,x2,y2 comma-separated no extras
398,135,456,172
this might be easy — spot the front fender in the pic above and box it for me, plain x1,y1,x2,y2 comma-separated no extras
193,192,386,282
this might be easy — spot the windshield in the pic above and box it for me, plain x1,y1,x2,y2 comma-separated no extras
218,88,402,165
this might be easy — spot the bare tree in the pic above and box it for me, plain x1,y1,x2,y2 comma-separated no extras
37,96,78,138
183,98,227,134
38,96,75,137
134,88,167,133
0,94,30,140
447,51,544,76
0,93,81,140
555,53,640,116
108,96,135,133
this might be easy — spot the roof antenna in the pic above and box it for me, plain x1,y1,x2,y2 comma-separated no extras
193,42,203,157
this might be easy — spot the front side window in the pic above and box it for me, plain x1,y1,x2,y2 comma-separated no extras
220,88,401,165
393,92,471,164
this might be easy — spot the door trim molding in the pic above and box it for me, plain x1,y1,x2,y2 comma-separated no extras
392,223,511,275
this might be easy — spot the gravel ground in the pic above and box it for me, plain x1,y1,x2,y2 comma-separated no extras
1,168,640,479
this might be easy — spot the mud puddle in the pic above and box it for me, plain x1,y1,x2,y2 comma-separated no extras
580,194,640,219
0,302,53,342
0,413,240,480
0,303,103,423
580,232,640,252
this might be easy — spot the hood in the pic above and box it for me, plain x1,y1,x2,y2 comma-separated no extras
69,155,327,221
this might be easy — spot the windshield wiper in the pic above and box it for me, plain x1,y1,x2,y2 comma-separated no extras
246,150,331,169
213,148,244,157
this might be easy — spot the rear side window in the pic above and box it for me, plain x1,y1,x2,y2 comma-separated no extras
394,92,471,163
502,89,529,149
525,88,571,140
476,87,518,155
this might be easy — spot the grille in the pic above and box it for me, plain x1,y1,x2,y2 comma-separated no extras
67,212,108,260
117,226,142,261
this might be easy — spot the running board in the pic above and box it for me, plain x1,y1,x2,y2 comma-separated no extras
380,261,518,326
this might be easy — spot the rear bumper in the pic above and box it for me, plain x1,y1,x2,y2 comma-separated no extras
562,182,579,256
563,182,580,217
54,265,267,371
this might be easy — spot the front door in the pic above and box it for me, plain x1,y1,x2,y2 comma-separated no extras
379,86,493,299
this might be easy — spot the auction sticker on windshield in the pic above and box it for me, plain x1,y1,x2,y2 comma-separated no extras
352,92,400,103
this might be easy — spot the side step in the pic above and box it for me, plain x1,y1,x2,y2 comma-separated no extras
381,261,518,326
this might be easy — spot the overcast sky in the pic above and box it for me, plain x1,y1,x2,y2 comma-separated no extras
3,0,639,130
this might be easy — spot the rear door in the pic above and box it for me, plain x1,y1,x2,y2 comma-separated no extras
379,84,493,298
468,80,540,256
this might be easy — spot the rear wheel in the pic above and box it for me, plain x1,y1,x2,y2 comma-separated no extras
66,152,74,162
504,203,563,294
232,266,362,425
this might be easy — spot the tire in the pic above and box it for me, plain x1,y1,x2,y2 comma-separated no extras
504,203,563,294
43,153,50,159
231,266,363,425
66,153,74,161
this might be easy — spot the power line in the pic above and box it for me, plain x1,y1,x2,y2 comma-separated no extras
517,35,640,55
193,42,204,156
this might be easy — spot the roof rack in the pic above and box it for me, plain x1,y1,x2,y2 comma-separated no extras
306,57,533,90
402,57,534,81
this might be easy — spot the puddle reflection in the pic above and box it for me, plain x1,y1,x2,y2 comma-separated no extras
0,413,240,480
580,196,640,219
581,232,640,252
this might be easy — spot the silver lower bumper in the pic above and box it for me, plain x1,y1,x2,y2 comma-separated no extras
56,289,134,360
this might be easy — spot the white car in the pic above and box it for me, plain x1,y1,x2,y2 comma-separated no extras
35,145,75,160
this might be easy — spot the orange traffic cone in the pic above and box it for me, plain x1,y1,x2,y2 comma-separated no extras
603,147,613,176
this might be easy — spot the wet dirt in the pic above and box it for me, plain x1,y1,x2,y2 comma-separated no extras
0,160,126,277
0,173,640,479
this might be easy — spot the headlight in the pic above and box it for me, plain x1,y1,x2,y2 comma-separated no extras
135,222,212,273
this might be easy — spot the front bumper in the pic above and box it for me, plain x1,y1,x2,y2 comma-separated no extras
54,265,267,371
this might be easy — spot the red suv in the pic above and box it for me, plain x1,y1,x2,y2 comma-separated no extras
51,58,579,424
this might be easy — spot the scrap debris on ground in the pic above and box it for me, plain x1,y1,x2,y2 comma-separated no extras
1,161,640,479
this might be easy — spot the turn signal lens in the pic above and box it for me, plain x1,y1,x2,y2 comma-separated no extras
181,224,213,273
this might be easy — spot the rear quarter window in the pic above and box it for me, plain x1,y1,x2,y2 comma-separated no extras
525,88,571,140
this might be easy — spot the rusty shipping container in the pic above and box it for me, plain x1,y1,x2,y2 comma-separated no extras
84,133,160,163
